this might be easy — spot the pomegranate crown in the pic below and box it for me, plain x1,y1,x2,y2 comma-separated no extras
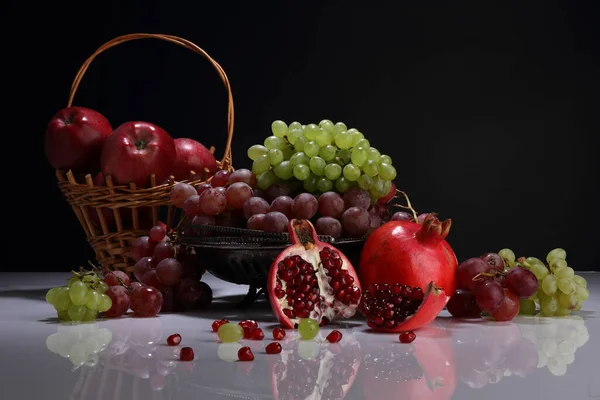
417,213,452,244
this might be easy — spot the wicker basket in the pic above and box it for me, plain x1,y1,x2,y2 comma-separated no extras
54,33,235,275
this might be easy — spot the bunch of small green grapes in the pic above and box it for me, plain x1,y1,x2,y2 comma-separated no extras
46,270,112,323
247,119,397,202
498,248,589,316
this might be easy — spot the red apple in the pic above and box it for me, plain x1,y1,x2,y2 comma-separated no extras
44,106,113,171
100,121,176,187
172,138,218,181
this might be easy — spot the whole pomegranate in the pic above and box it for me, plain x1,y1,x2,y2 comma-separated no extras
267,219,362,328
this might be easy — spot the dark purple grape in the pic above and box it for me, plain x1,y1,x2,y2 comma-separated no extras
457,257,495,290
343,187,371,210
391,211,413,221
196,183,212,196
199,189,227,216
227,169,256,187
341,207,371,237
315,217,342,238
475,280,505,312
481,252,505,272
318,192,345,219
446,289,481,318
263,212,289,233
265,183,290,203
243,196,270,219
505,267,538,298
270,196,294,219
225,182,254,209
247,214,266,230
292,193,318,219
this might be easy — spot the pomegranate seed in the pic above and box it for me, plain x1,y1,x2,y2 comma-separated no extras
250,328,265,340
211,319,229,332
243,326,253,339
399,331,416,343
273,328,286,340
179,347,194,361
360,283,424,330
239,320,258,329
265,342,282,354
167,333,181,346
326,330,343,343
238,346,254,361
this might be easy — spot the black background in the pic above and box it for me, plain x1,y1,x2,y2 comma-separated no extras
4,0,599,272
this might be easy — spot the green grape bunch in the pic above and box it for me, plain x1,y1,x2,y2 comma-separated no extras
498,248,589,317
247,119,397,203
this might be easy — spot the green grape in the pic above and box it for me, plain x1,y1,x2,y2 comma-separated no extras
530,263,549,280
319,119,334,132
303,174,319,192
575,286,589,301
349,130,364,145
294,136,307,152
542,274,558,295
498,248,516,267
82,308,99,322
362,160,379,177
57,310,71,321
301,125,306,130
572,275,587,288
67,276,79,287
69,281,89,306
540,294,558,316
271,120,288,137
289,121,302,131
309,157,326,176
304,124,319,140
558,278,576,294
343,164,361,181
268,149,284,166
367,147,381,162
337,149,351,164
350,146,368,167
315,129,333,146
335,177,352,193
555,267,574,279
252,154,271,175
317,177,333,192
519,299,537,315
355,138,370,149
381,180,392,197
53,287,72,312
333,122,347,134
335,132,352,149
546,248,567,263
358,174,374,190
96,281,109,294
287,128,303,145
68,305,87,322
282,146,294,160
298,318,319,340
379,154,392,165
324,163,342,180
82,274,98,285
273,161,293,180
555,308,570,317
550,258,568,270
574,301,583,311
369,178,386,199
293,164,311,181
523,257,544,268
290,152,310,167
379,163,397,180
218,323,244,342
98,294,112,312
85,290,101,310
319,145,336,161
257,170,279,190
46,287,62,305
304,141,320,157
264,136,287,150
558,292,578,309
248,144,269,160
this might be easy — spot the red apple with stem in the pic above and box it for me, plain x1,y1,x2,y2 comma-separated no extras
172,138,218,181
44,106,113,171
100,121,176,187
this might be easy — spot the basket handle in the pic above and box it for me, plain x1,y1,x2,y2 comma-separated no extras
67,33,234,170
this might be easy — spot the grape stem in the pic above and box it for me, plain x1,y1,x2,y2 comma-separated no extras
472,272,497,282
392,190,419,222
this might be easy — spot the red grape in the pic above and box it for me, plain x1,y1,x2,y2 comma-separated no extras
159,286,177,313
417,213,430,224
215,214,242,228
103,286,131,318
211,170,231,187
156,258,183,286
456,257,494,290
130,285,163,317
149,225,166,242
199,188,227,216
131,236,156,262
475,280,505,312
104,270,131,287
247,214,266,230
343,187,371,210
491,288,520,321
367,215,382,234
315,217,342,238
183,195,202,218
191,215,216,234
252,188,265,199
133,257,154,282
391,211,413,221
196,183,212,196
292,193,318,219
130,281,143,290
377,181,396,204
265,183,290,203
505,267,538,298
262,211,289,233
270,196,294,219
142,269,162,288
341,207,370,237
228,169,256,187
318,192,344,219
225,182,254,209
481,252,505,272
446,289,481,318
176,278,213,309
170,183,197,208
243,197,270,219
153,242,175,263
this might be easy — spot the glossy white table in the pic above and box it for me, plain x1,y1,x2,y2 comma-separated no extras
1,272,598,400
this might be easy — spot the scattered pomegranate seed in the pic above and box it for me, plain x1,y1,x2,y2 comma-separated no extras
250,328,265,340
266,342,282,354
243,327,253,339
239,320,258,329
272,327,286,340
167,333,182,346
238,346,254,361
326,330,343,343
179,347,194,361
399,331,416,343
212,319,229,332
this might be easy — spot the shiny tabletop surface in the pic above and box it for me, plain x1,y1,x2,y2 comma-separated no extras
1,272,598,400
